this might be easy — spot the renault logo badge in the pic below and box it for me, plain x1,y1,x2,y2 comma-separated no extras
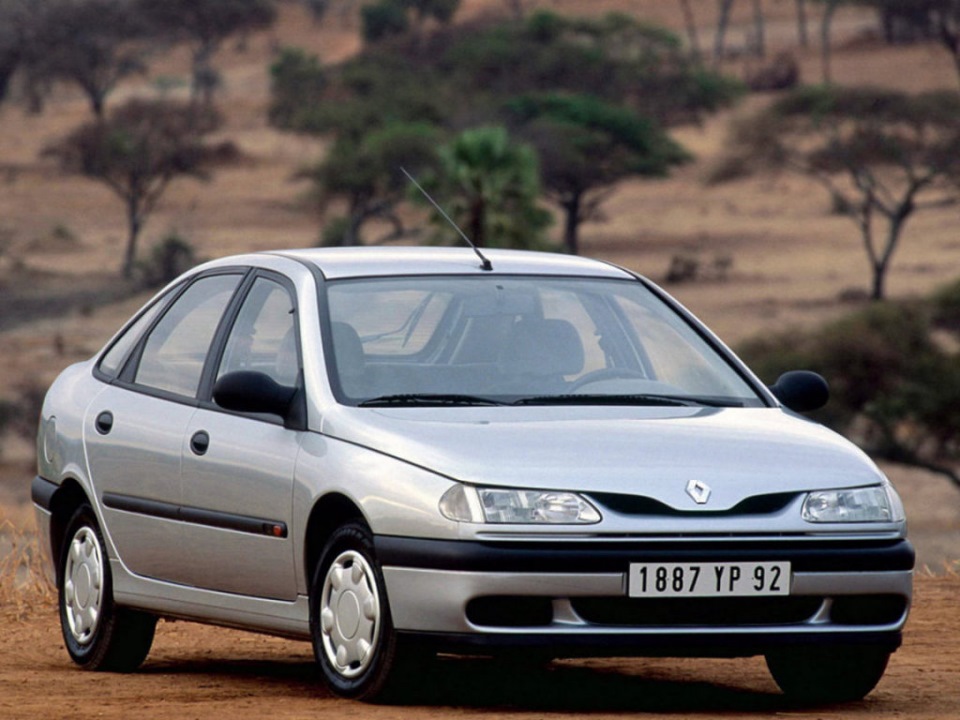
686,479,712,505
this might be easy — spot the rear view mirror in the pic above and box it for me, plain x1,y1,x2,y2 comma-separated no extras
213,371,296,418
770,371,829,413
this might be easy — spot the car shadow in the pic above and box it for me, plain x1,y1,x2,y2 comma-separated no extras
395,656,790,712
141,653,800,713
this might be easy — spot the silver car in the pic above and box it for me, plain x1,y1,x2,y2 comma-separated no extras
32,247,913,704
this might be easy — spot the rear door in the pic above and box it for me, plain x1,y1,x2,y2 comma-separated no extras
87,272,243,581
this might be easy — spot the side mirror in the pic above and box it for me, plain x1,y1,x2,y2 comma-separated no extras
213,371,296,419
769,371,829,414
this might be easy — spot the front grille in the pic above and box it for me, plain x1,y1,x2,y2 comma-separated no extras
588,492,798,518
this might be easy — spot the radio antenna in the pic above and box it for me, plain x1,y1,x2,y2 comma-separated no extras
401,166,493,272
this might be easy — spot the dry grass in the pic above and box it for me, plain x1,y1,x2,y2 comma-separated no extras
0,513,54,620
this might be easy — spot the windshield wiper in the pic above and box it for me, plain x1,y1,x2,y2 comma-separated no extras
358,393,506,407
512,394,744,407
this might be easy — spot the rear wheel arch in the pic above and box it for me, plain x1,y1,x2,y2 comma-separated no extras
49,479,91,581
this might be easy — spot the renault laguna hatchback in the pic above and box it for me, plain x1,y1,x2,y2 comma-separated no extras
32,247,913,703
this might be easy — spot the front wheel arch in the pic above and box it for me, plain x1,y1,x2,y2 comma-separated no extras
303,493,367,592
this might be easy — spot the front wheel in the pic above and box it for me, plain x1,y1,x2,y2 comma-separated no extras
58,505,157,671
310,521,427,701
765,645,891,705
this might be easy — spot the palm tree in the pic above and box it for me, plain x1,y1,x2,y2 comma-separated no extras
429,126,552,250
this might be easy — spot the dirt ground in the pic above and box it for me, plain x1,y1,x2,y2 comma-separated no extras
0,575,956,719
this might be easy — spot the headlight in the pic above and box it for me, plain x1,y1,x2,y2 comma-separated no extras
802,485,901,523
439,485,601,524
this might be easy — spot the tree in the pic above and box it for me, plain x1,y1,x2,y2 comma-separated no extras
713,0,736,67
930,0,960,86
679,0,704,65
25,0,149,118
306,122,440,246
268,47,327,130
47,100,226,278
269,13,740,252
815,0,844,83
751,0,767,57
796,0,810,47
360,0,459,42
0,0,34,105
137,0,277,106
508,94,689,254
721,85,960,300
424,126,552,250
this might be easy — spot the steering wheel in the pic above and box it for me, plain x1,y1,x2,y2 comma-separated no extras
571,368,648,390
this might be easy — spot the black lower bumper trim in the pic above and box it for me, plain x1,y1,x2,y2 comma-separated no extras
375,536,915,574
398,630,903,659
31,476,58,512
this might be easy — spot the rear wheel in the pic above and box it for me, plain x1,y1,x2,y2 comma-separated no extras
58,505,157,671
765,645,891,704
310,521,427,701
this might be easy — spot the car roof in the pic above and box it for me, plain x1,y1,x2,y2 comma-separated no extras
269,247,634,280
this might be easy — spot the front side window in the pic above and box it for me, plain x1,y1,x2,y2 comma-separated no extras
325,276,764,407
134,274,241,397
217,277,299,387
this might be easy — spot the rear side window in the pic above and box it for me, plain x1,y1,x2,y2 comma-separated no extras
98,292,175,379
133,274,241,398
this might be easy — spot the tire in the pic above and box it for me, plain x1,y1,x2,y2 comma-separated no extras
58,504,157,672
309,521,426,702
765,645,891,705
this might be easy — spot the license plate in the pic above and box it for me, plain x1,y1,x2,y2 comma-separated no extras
628,562,791,598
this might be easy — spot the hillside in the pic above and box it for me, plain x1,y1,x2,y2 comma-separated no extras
0,0,958,568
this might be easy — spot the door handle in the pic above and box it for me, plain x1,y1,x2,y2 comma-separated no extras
190,430,210,456
95,411,114,435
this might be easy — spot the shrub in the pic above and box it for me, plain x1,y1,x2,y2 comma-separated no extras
361,1,409,43
136,233,198,289
320,216,351,247
737,295,960,481
932,277,960,331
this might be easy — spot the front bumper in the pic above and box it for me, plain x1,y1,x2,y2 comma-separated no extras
377,535,913,656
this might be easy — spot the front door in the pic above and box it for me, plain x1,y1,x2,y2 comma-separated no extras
176,274,302,600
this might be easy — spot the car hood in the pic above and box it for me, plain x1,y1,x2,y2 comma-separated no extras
321,406,884,512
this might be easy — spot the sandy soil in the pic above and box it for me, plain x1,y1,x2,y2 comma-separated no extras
0,575,957,719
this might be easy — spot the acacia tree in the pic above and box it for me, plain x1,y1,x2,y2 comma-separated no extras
796,0,810,46
47,100,224,278
814,0,847,83
713,0,737,67
361,0,459,42
306,122,440,246
137,0,276,105
678,0,704,64
0,0,34,104
509,94,688,255
723,85,960,300
929,0,960,86
25,0,149,118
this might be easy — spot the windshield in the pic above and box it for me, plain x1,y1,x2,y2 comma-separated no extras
324,275,765,407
